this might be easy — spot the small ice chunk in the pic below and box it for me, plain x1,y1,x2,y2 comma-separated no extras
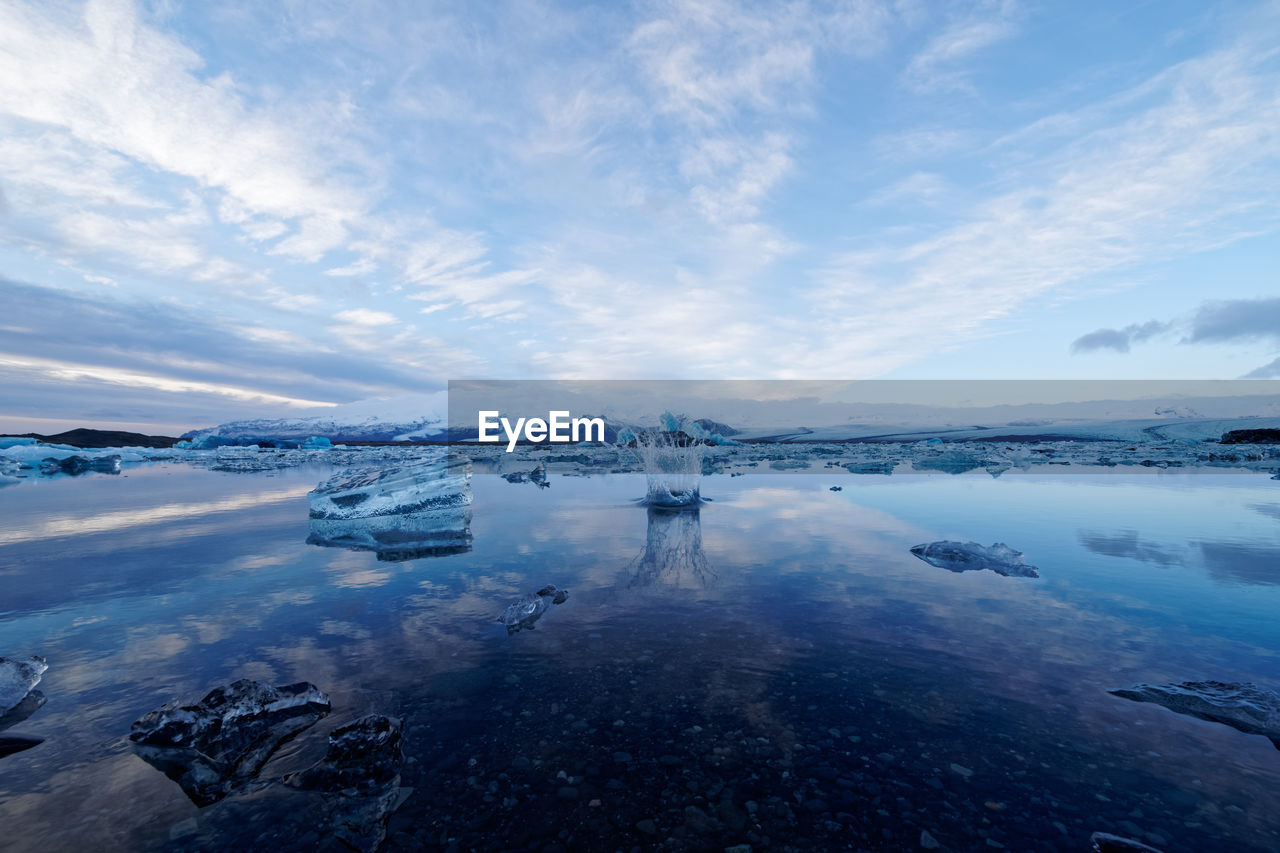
1109,680,1280,750
129,679,331,805
909,541,1039,578
0,656,47,713
499,585,569,634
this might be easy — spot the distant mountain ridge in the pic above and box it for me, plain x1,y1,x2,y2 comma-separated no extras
186,392,449,442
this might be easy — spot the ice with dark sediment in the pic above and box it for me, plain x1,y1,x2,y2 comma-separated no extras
129,679,332,805
909,541,1040,578
499,585,569,634
307,455,473,560
284,714,408,852
1109,680,1280,750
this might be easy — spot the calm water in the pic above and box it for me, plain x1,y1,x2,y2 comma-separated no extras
2,463,1279,851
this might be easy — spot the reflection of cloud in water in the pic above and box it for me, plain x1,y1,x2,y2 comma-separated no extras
1251,503,1280,522
627,507,714,590
1078,529,1186,566
1196,541,1280,586
0,485,309,546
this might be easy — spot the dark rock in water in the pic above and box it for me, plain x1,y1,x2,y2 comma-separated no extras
0,734,44,758
909,541,1039,578
1109,680,1280,749
499,585,570,634
38,454,120,476
1091,831,1165,852
129,679,331,805
1220,429,1280,444
829,485,843,491
0,655,47,714
285,715,406,853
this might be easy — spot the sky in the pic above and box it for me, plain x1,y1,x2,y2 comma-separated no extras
1,0,1278,434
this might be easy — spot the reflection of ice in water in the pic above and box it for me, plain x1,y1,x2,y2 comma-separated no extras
627,507,714,589
307,456,473,561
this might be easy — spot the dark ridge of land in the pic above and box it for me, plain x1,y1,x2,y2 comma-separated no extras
1221,428,1280,445
11,428,182,448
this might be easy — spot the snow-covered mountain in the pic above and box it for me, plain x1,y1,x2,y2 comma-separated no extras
186,392,448,442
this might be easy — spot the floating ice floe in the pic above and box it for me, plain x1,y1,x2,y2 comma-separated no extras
0,655,48,758
909,541,1040,578
307,456,473,560
501,466,549,488
284,714,408,852
499,584,569,634
38,454,121,476
1109,680,1280,750
129,679,332,805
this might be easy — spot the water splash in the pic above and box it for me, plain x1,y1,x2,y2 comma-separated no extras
621,414,706,507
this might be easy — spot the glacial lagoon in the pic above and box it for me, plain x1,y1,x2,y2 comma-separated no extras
2,458,1280,851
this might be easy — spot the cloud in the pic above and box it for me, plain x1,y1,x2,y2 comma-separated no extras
333,308,397,328
1186,297,1280,345
903,1,1019,94
1244,357,1280,379
1071,321,1171,354
1069,297,1280,374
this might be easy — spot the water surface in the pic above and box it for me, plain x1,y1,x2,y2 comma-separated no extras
2,464,1279,851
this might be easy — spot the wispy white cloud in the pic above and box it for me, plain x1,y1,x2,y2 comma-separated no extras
902,1,1019,94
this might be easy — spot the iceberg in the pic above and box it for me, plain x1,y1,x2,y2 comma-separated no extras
307,456,473,560
129,679,332,805
499,584,569,634
1109,681,1280,750
909,541,1040,578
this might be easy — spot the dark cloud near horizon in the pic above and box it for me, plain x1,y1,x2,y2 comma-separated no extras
1070,320,1171,354
0,278,442,430
1186,297,1280,345
1245,357,1280,378
1070,297,1280,375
